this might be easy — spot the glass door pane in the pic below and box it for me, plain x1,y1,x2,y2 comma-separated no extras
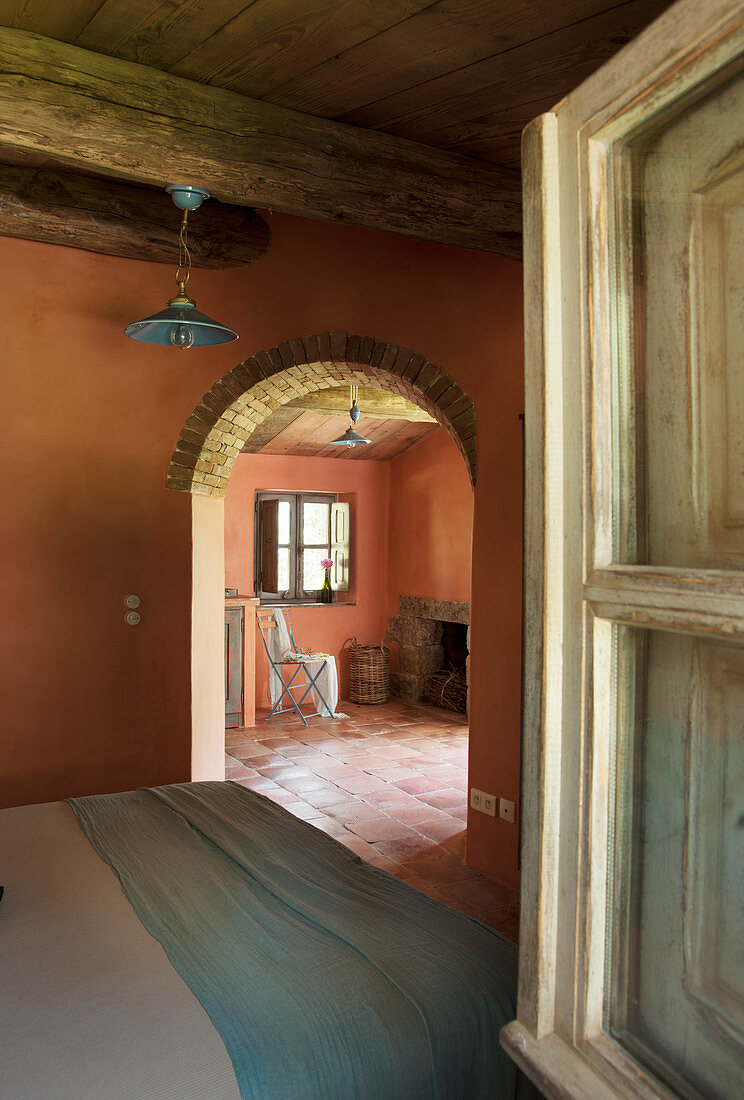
615,62,744,568
608,627,744,1098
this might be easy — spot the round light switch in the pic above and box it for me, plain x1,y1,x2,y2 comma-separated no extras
125,610,141,626
124,594,141,609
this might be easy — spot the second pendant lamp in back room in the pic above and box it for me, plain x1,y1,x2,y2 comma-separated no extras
330,385,371,447
124,184,238,349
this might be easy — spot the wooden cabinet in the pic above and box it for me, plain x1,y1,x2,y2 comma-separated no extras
224,606,243,729
224,597,259,729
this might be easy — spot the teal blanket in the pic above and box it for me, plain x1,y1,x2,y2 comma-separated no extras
70,781,529,1100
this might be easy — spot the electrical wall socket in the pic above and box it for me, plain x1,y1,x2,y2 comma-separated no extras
470,788,497,817
499,798,516,823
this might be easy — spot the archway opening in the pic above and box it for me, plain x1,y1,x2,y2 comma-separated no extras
169,332,476,774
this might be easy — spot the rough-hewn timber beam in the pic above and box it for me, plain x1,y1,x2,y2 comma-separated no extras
287,386,436,422
0,28,522,258
0,164,270,266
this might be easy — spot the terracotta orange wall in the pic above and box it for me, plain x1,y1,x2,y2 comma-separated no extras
224,453,390,703
2,211,523,885
387,428,473,619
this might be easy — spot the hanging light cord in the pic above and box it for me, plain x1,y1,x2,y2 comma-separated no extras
174,209,192,300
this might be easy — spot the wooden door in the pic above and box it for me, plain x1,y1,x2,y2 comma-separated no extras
225,606,243,729
502,2,744,1097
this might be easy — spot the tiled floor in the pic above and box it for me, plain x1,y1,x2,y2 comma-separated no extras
225,699,520,941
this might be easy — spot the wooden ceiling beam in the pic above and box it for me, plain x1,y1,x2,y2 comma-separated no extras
0,27,522,258
0,164,270,266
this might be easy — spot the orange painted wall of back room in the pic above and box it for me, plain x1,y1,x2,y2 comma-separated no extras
2,210,523,884
386,427,473,616
224,452,391,704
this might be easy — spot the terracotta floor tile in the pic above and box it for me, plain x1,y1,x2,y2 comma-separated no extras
347,817,417,843
234,776,280,793
301,786,350,809
394,776,450,795
311,762,363,779
479,907,520,941
255,763,310,780
448,807,469,823
225,764,260,780
441,874,518,909
442,831,467,858
310,816,350,839
373,834,440,862
237,752,280,767
363,788,425,810
261,786,304,807
365,765,424,781
326,802,389,825
418,788,467,813
411,816,465,843
282,801,328,821
386,802,447,826
337,834,379,860
364,851,408,875
278,773,331,794
333,773,389,795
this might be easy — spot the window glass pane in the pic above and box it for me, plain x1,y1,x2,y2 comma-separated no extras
615,65,744,568
302,550,326,593
607,626,744,1097
303,502,328,546
277,548,290,593
277,500,291,545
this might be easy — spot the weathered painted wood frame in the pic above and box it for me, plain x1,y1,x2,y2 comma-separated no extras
501,1,744,1097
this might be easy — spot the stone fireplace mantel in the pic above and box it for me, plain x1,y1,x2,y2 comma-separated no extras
387,596,470,704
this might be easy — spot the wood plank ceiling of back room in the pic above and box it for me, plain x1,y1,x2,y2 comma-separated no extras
240,386,440,461
5,0,675,176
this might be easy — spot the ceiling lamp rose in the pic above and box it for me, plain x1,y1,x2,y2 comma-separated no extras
330,384,371,447
124,184,238,348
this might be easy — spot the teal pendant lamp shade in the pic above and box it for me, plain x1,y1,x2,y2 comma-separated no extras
125,185,238,349
125,299,238,347
330,385,371,446
330,426,372,446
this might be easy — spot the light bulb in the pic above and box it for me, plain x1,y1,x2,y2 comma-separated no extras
170,323,195,349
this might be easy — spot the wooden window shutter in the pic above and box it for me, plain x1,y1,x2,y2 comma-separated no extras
259,498,279,592
331,502,350,592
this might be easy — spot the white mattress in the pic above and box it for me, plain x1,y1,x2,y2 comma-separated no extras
0,800,241,1100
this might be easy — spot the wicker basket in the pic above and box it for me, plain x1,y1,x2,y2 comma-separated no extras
347,637,390,704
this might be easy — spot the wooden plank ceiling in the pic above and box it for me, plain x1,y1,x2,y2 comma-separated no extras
241,385,440,461
0,0,674,253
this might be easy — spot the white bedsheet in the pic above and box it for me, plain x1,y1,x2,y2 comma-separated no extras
0,801,240,1100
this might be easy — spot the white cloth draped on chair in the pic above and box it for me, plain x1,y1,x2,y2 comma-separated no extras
268,609,340,718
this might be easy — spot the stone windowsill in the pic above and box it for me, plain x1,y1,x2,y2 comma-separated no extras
259,600,358,608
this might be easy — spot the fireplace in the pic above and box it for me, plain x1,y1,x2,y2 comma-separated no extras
387,596,470,710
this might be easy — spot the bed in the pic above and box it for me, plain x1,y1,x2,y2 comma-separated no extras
1,780,533,1099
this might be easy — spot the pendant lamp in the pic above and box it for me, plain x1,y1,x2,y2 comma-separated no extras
330,385,371,446
124,184,238,348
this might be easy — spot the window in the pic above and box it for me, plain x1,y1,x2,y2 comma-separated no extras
255,492,350,602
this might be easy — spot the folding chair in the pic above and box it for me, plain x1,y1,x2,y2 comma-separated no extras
256,608,332,726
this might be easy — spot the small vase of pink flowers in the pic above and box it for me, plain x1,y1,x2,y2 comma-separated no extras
319,557,333,603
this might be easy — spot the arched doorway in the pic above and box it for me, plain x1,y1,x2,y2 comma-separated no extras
166,331,476,779
167,331,476,495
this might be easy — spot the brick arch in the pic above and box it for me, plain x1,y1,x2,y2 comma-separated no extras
166,331,476,497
